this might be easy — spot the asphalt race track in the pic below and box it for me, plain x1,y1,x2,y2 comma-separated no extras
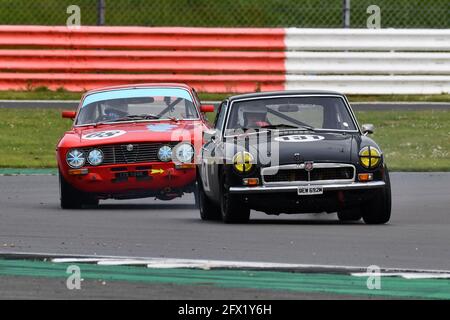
0,172,449,299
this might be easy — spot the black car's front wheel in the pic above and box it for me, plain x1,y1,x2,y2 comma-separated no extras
337,209,362,222
361,168,392,225
197,177,221,221
59,171,98,209
220,175,250,224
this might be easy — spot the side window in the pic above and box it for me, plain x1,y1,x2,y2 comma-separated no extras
214,101,228,132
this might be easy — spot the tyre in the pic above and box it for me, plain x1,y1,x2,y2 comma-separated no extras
220,174,250,224
59,171,98,209
197,177,221,221
193,182,199,209
362,168,392,225
337,208,362,222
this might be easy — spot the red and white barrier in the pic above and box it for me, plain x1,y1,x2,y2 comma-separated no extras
0,26,449,94
284,28,450,94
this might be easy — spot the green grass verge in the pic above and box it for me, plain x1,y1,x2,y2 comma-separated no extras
349,95,450,103
357,110,450,171
0,88,82,101
1,89,450,103
0,109,68,168
0,108,448,171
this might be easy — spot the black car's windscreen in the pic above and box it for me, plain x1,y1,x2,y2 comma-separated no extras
226,96,357,132
76,89,198,125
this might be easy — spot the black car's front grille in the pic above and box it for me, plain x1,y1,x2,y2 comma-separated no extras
310,167,354,181
263,167,354,183
82,143,178,166
264,169,308,183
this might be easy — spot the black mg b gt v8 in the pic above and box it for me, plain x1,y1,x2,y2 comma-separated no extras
197,91,391,224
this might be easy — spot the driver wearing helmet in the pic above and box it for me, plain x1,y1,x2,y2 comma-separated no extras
104,108,125,121
238,104,270,129
103,100,129,121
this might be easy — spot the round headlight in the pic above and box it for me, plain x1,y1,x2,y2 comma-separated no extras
87,149,104,166
173,143,194,163
359,146,381,169
158,145,172,162
233,151,254,173
66,149,86,169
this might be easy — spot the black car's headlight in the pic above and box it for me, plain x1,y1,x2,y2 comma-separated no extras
87,149,104,166
359,146,382,169
66,149,86,169
233,151,254,174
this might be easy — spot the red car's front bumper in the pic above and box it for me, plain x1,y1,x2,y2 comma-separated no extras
61,162,196,199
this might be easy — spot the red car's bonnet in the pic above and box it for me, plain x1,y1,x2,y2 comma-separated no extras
60,120,205,147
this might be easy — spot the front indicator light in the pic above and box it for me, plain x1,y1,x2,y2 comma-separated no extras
359,146,381,169
175,163,196,170
358,173,374,182
68,168,89,176
243,178,259,186
233,151,254,174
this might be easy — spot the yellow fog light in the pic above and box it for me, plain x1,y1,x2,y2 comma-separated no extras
359,146,381,169
233,151,254,174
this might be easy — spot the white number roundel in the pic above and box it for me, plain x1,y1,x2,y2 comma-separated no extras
82,130,126,140
274,135,325,142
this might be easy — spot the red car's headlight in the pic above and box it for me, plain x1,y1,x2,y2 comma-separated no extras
66,149,86,169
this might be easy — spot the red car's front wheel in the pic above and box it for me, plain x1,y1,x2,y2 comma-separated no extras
59,171,99,209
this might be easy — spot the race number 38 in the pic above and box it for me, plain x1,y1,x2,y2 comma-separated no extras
82,130,126,140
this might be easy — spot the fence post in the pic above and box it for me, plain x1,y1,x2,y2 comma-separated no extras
343,0,351,28
97,0,105,26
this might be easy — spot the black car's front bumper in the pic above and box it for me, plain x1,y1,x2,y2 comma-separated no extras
229,181,385,194
230,181,386,214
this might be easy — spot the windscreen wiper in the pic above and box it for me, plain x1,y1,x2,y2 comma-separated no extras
113,114,161,122
93,114,161,127
260,124,315,131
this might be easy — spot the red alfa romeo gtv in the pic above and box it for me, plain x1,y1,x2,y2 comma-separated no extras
56,83,214,209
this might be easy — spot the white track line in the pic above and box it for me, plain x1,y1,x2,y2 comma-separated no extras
2,251,450,279
50,257,450,279
352,272,450,279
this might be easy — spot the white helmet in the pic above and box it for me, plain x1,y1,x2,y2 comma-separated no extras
238,103,268,128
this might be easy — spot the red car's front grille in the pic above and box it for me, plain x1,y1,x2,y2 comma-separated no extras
82,142,178,166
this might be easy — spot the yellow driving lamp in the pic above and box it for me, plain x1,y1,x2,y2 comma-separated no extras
359,146,381,169
233,151,254,173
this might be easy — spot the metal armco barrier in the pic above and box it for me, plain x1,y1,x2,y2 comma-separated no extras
0,26,449,94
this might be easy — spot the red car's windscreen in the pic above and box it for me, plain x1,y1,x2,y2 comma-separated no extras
76,88,199,126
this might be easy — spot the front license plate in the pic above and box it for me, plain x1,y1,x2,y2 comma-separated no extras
297,186,324,195
115,171,148,178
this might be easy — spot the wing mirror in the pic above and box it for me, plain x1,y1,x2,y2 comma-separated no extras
203,129,218,142
62,111,76,119
362,124,375,135
200,104,215,113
